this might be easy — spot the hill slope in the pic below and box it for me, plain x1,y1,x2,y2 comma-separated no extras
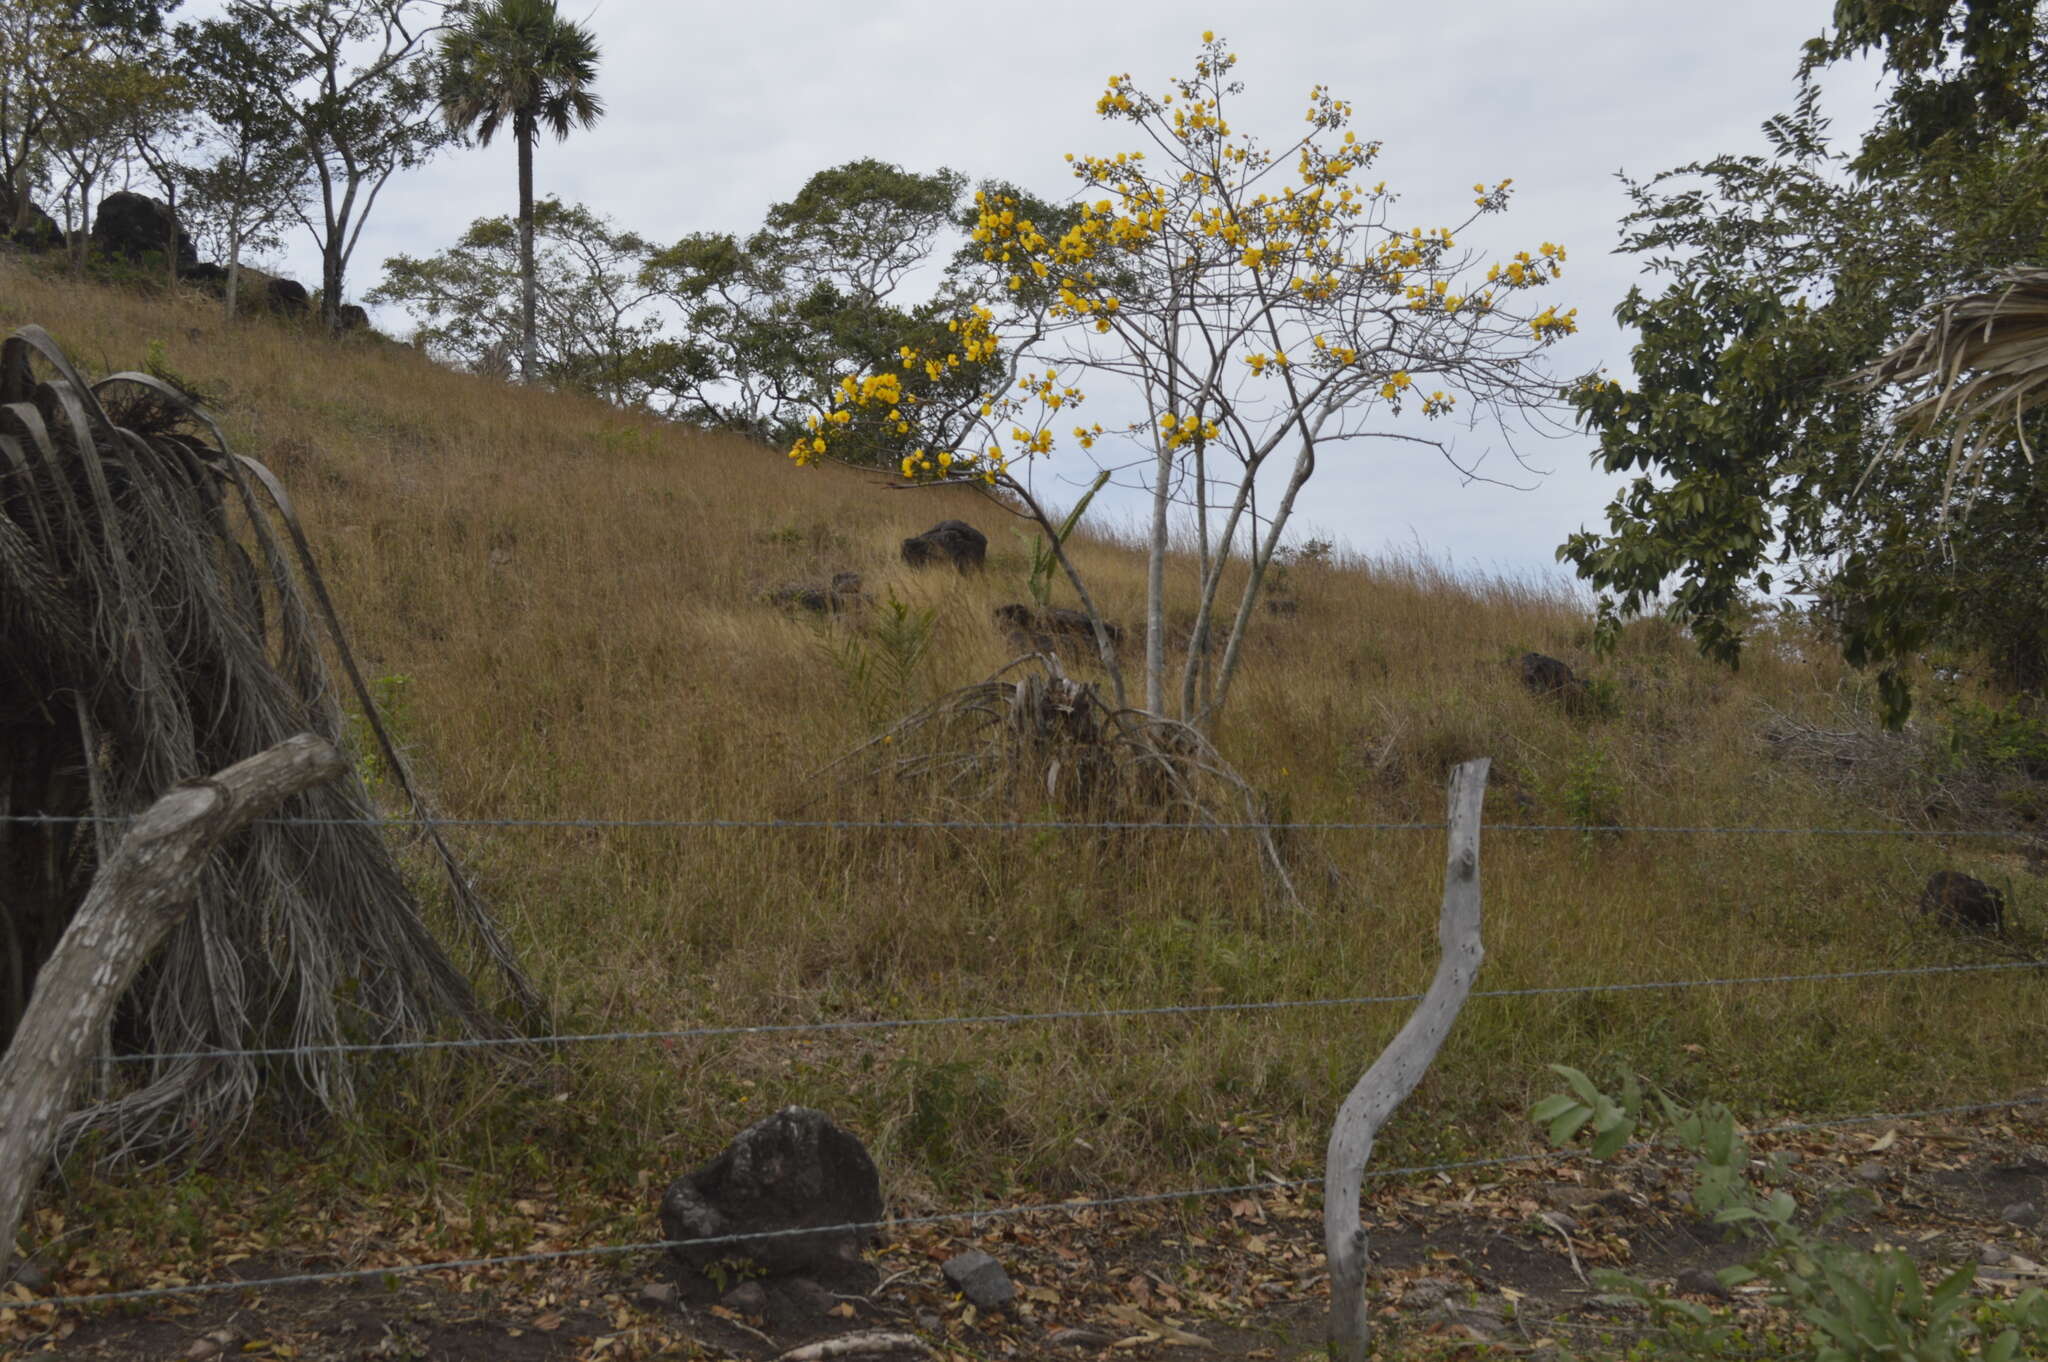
2,256,2040,1209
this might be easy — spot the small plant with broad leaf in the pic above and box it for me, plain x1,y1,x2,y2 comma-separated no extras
1531,1065,2048,1361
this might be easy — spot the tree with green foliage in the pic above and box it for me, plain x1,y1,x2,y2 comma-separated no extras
438,0,603,386
1559,2,2048,723
641,158,1013,449
176,8,311,317
371,198,667,404
0,0,183,254
228,0,453,331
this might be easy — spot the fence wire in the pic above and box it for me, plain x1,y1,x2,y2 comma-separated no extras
0,812,2038,838
17,1092,2048,1313
101,957,2045,1067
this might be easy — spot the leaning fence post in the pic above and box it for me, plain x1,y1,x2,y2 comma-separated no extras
1324,757,1488,1361
0,734,347,1284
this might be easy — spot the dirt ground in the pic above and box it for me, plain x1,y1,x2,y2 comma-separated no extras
5,1102,2045,1361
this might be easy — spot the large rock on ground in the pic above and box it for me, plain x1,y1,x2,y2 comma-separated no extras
659,1106,882,1281
90,191,196,270
1919,871,2004,933
901,520,986,571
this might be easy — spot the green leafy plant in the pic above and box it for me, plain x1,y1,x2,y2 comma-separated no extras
1531,1066,2048,1361
1024,469,1109,608
1557,743,1623,836
824,589,937,728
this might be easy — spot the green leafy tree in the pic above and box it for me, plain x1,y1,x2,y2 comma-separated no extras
438,0,603,385
176,8,311,316
370,198,668,405
0,0,178,237
641,158,1013,450
1560,8,2048,723
228,0,453,331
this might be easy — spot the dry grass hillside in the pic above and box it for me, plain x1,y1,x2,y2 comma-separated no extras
3,255,2042,1224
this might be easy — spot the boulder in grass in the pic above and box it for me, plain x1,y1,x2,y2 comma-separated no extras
901,520,986,571
90,191,197,271
1919,870,2004,933
659,1106,882,1283
993,602,1121,659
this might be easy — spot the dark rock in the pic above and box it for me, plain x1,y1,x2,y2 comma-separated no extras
9,204,62,253
941,1249,1015,1310
721,1280,768,1315
1981,1241,2013,1266
1515,651,1589,712
335,303,370,331
1675,1267,1730,1300
901,520,986,571
90,191,197,270
263,275,310,317
184,265,312,318
2003,1200,2041,1228
993,603,1122,659
1853,1160,1888,1184
1919,871,2005,933
636,1281,677,1310
6,1257,49,1292
660,1106,883,1281
1265,596,1299,616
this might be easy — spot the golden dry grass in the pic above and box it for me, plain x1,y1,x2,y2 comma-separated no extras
5,256,2043,1206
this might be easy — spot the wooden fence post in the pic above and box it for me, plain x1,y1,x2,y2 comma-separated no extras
0,734,346,1283
1324,758,1488,1361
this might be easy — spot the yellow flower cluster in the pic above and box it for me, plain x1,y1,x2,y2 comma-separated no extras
1528,305,1579,340
1158,411,1220,450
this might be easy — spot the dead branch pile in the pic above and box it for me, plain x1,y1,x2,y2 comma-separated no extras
0,324,535,1158
830,654,1301,907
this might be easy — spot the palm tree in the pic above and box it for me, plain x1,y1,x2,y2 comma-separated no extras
439,0,602,386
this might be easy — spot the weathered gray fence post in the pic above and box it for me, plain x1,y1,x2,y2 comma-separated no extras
0,734,346,1283
1324,757,1488,1361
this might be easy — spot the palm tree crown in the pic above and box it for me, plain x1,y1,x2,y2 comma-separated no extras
439,0,603,385
440,0,603,148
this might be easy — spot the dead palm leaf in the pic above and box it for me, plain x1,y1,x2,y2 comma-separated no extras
0,323,537,1159
1850,266,2048,522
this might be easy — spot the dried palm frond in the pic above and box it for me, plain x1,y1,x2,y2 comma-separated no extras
1849,266,2048,521
819,653,1303,910
0,324,537,1159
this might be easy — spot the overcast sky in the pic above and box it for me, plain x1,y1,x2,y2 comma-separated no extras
194,0,1891,582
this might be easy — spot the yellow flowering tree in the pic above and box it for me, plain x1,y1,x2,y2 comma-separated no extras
795,33,1585,723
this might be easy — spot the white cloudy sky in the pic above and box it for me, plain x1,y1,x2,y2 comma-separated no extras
192,0,1892,580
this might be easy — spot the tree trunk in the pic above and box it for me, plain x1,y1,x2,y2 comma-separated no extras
225,222,242,320
0,735,346,1284
1324,759,1488,1362
322,238,344,332
1144,434,1171,715
517,112,537,387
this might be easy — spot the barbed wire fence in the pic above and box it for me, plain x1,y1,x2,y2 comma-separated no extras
2,798,2044,1318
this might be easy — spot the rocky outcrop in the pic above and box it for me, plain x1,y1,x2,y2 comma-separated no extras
90,191,196,271
658,1106,882,1282
901,520,986,571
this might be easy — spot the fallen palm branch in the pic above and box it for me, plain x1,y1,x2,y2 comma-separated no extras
0,323,537,1159
818,653,1302,910
1850,266,2048,521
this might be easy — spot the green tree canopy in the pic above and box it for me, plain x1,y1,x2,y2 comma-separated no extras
1561,4,2048,722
